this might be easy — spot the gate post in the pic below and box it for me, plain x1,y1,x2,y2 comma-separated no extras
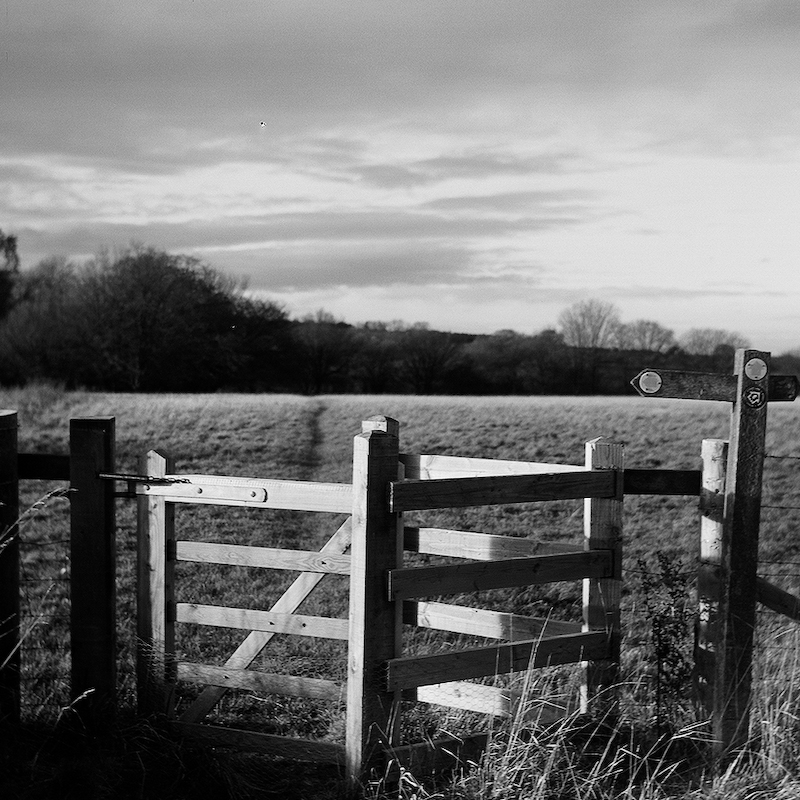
137,450,176,716
69,417,116,731
346,416,402,784
0,410,19,723
581,437,623,715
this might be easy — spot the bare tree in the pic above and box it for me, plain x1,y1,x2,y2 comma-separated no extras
558,300,621,349
679,328,749,355
613,320,676,353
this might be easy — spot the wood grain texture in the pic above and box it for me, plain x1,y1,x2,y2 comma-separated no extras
346,418,403,781
136,449,175,717
177,603,349,639
404,600,582,639
714,350,769,759
390,470,617,512
695,439,727,714
400,453,585,479
140,475,352,513
389,550,613,600
403,526,582,559
177,662,342,701
416,681,513,717
386,631,610,690
175,540,351,574
582,438,623,714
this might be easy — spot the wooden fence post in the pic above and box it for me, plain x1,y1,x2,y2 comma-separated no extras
713,350,769,759
0,410,19,724
346,416,402,784
137,450,176,716
69,417,116,732
694,439,727,713
581,437,623,715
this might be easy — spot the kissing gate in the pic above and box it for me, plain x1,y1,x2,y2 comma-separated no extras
138,417,625,781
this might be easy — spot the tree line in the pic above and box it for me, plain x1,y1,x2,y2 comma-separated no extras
0,239,796,394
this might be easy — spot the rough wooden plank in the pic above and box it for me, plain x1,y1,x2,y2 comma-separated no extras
714,350,769,759
756,577,800,623
140,475,352,513
390,470,617,512
404,600,582,639
695,439,727,714
175,540,351,574
386,631,610,690
346,417,403,781
623,469,701,496
389,551,613,600
17,452,70,481
179,516,352,723
0,410,19,723
137,450,176,717
400,453,585,479
416,681,512,716
177,662,342,701
582,438,623,715
176,603,349,639
173,722,346,764
403,526,581,559
631,370,797,403
70,417,116,731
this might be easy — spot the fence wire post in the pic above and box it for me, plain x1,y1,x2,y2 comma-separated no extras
69,417,116,732
0,410,19,724
346,416,402,785
695,438,727,714
713,350,769,761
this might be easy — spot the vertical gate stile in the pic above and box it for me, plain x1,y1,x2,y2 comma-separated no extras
346,416,402,784
695,438,727,714
137,449,176,716
582,438,623,716
0,410,19,724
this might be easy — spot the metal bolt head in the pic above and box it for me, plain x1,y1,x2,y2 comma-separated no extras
639,371,663,394
744,357,768,381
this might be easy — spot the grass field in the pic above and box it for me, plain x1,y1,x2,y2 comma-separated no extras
5,386,800,798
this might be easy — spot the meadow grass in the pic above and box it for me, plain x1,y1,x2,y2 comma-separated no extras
4,386,800,798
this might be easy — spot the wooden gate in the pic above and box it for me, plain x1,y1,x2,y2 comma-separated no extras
137,417,624,781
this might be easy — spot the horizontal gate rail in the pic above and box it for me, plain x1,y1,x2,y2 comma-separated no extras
404,600,582,640
18,452,71,480
173,721,346,764
415,681,512,717
623,468,701,495
386,631,611,690
403,526,582,559
175,541,351,574
177,662,341,701
176,603,349,639
138,474,353,513
389,550,613,600
389,469,618,511
400,453,586,479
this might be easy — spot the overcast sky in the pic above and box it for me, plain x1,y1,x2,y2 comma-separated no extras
2,1,800,351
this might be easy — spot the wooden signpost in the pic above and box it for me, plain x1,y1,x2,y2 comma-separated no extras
631,350,799,760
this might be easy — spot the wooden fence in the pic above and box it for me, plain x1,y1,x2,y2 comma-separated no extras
134,415,715,781
2,347,799,778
